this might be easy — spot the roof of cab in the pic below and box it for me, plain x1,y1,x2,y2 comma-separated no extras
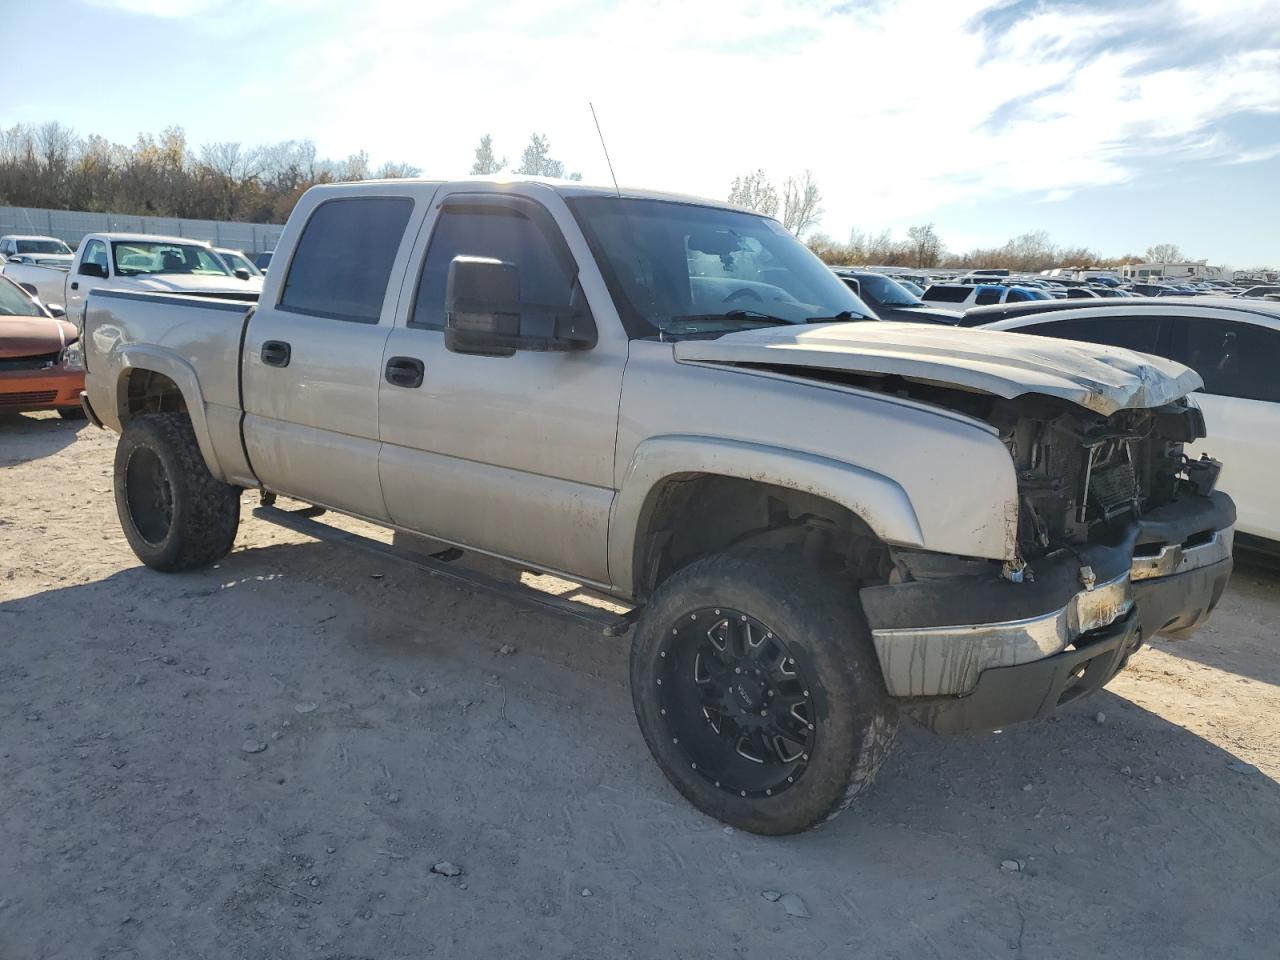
88,233,215,245
304,175,763,217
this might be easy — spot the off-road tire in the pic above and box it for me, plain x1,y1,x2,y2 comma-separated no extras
630,550,897,835
113,413,240,571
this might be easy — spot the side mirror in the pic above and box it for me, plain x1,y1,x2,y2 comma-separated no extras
443,256,595,357
234,268,251,281
79,261,108,279
47,303,66,318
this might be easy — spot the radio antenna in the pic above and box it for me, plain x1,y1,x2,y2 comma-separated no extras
590,102,621,197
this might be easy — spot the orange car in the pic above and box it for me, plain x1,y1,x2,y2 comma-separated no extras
0,274,85,418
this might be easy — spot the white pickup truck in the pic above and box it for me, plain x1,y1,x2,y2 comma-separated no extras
7,232,262,326
80,178,1234,834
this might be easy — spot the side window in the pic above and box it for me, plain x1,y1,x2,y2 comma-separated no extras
410,203,577,330
1173,318,1280,403
974,288,1002,306
1020,316,1165,356
280,197,413,323
81,239,108,271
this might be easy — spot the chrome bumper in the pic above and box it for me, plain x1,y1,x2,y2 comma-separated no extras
866,513,1235,699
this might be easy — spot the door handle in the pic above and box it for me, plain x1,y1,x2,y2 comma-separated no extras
385,356,425,388
261,340,291,367
70,281,79,290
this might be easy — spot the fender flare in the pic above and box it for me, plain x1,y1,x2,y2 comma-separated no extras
609,435,926,596
114,344,226,482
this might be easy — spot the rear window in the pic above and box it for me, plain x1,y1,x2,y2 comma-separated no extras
1175,318,1280,403
279,197,413,323
923,285,969,303
1019,316,1164,355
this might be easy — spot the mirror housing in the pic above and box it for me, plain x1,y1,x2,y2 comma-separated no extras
443,256,595,357
47,303,66,318
79,261,108,279
233,268,251,281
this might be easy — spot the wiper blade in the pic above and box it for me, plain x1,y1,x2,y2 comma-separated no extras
804,310,870,322
668,309,797,327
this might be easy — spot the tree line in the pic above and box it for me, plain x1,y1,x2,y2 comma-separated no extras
0,120,1194,270
0,121,425,223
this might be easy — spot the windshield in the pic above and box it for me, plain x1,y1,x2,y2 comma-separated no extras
111,241,231,278
218,250,262,276
854,272,920,306
15,239,72,255
568,197,873,338
0,278,44,317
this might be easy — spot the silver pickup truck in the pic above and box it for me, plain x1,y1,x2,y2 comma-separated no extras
80,178,1234,834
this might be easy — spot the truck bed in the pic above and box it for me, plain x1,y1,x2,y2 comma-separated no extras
81,288,256,486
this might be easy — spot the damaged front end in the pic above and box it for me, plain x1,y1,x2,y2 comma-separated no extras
860,394,1235,734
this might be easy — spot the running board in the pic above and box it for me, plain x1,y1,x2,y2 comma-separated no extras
252,504,634,634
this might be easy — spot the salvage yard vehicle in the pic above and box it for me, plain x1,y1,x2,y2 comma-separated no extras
965,297,1280,550
80,178,1234,834
61,233,262,325
0,274,85,418
0,234,73,259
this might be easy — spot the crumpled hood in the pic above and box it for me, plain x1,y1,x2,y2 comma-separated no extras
0,315,77,359
674,321,1202,416
131,274,263,296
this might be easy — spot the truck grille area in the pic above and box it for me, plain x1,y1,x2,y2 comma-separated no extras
995,397,1207,559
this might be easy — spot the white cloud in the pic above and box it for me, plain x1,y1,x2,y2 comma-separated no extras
91,0,1280,241
261,0,1277,239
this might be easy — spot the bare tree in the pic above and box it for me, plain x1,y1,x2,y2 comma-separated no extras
782,170,822,237
470,134,505,175
905,223,942,268
1145,243,1184,263
727,169,779,218
374,160,422,179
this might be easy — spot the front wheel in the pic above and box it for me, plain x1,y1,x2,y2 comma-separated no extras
113,413,241,571
630,551,898,835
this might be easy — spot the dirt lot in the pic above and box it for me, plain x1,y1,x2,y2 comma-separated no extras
3,411,1278,959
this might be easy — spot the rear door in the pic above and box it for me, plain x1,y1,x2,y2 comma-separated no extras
376,190,626,584
1166,316,1280,541
240,184,436,519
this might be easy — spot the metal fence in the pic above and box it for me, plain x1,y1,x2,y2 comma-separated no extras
0,206,285,254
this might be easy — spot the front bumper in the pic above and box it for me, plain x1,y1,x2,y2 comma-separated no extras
861,491,1234,732
0,365,85,412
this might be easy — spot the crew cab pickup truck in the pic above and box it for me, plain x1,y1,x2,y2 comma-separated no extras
80,178,1235,835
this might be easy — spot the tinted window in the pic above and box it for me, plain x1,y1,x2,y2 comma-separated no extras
280,197,413,323
411,204,576,330
974,288,1002,306
1020,316,1164,355
1174,318,1280,403
924,285,969,303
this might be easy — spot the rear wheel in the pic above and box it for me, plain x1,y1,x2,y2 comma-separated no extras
113,413,240,571
630,550,897,835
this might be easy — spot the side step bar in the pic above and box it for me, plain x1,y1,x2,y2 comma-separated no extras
252,504,636,635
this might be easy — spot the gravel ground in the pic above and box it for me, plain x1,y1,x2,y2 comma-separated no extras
2,411,1278,959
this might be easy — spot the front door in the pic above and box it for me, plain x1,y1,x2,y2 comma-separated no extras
377,191,626,585
241,185,434,520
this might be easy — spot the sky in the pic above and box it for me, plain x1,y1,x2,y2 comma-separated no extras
6,0,1280,267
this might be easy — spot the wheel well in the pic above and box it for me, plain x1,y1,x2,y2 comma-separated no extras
633,474,889,600
120,369,188,421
